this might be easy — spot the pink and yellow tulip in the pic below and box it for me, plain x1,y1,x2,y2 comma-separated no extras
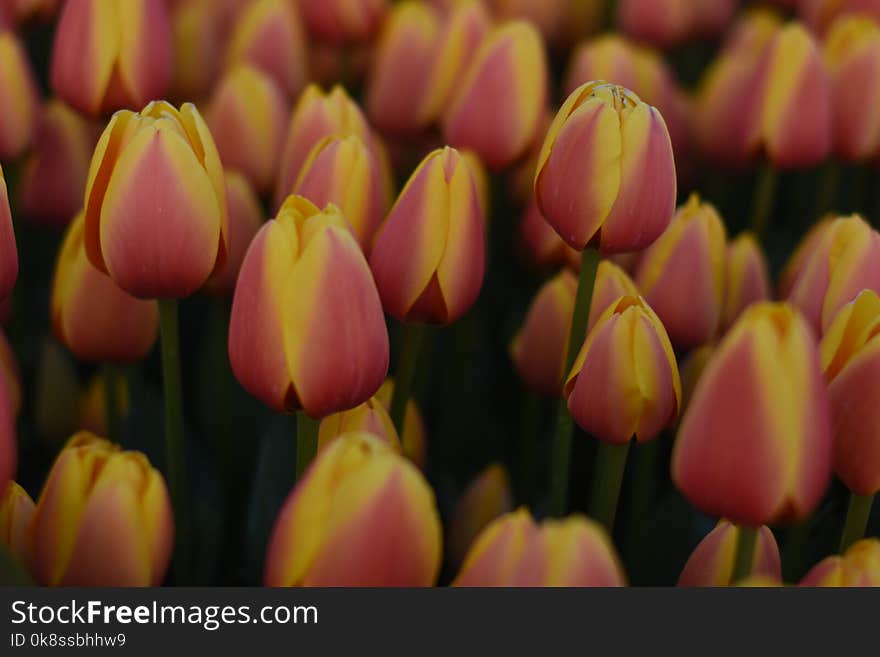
318,396,401,453
617,0,737,48
299,0,388,45
447,463,513,571
0,481,34,568
678,520,782,587
799,538,880,586
169,0,228,100
723,233,771,332
374,379,428,470
0,30,39,160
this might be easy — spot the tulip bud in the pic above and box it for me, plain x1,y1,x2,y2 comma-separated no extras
0,31,39,160
678,520,782,587
31,432,174,586
50,0,172,117
370,147,485,325
0,481,34,567
786,214,880,334
723,233,771,332
565,295,681,444
318,396,401,453
536,81,677,254
51,212,159,363
454,508,626,586
448,464,513,571
83,101,228,299
444,21,548,170
300,0,388,45
169,0,227,100
799,538,880,586
0,165,18,303
229,195,389,417
617,0,737,48
374,378,427,469
672,303,833,527
79,373,129,437
265,433,441,586
518,199,580,272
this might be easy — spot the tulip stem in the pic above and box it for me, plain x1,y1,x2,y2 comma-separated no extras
158,298,192,585
839,492,875,553
102,362,123,444
588,440,631,532
749,165,778,243
389,324,426,435
296,412,321,480
731,525,758,585
548,247,601,517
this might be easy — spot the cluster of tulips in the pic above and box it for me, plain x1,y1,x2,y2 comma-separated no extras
1,0,879,589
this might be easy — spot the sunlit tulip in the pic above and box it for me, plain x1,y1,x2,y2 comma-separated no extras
678,520,782,587
799,538,880,586
0,481,34,567
30,432,173,586
535,81,676,253
723,233,771,331
83,101,228,299
78,373,129,437
299,0,388,44
50,0,172,116
0,166,18,303
169,0,228,100
636,195,727,349
454,508,626,586
265,433,441,586
448,464,513,570
444,21,548,170
672,303,833,526
318,397,401,453
518,199,579,272
617,0,737,48
374,379,428,470
370,147,485,325
51,213,158,363
0,31,39,160
229,195,389,417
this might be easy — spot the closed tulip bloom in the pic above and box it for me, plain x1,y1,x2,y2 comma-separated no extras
454,508,626,586
300,0,387,45
206,65,289,194
317,396,401,453
169,0,227,100
51,213,158,363
50,0,171,117
370,147,485,325
0,481,34,567
31,432,173,586
265,433,441,586
799,538,880,586
229,195,389,417
565,295,681,444
0,166,18,303
636,195,727,349
448,464,513,570
83,101,228,299
678,520,782,587
672,303,833,527
518,199,580,272
723,233,771,332
374,379,427,470
0,31,39,160
536,81,676,253
444,21,548,170
617,0,737,48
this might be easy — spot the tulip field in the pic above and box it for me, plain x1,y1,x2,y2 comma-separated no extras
2,0,880,590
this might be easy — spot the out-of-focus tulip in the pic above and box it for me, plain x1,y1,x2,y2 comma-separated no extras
786,214,880,333
299,0,387,45
518,199,579,272
169,0,228,100
799,538,880,586
454,508,626,586
375,379,427,469
370,147,485,325
51,212,159,363
778,216,832,299
317,397,401,453
0,31,39,160
31,432,173,586
672,303,833,527
226,0,309,99
0,481,34,567
801,0,880,35
0,166,18,303
78,373,129,437
229,195,389,418
444,21,548,170
723,233,771,331
206,65,289,194
823,15,880,162
678,520,782,587
448,463,513,570
50,0,172,117
83,101,228,299
205,172,264,296
617,0,737,48
565,295,680,444
636,194,727,349
0,329,20,416
293,135,388,250
536,81,676,253
265,432,441,586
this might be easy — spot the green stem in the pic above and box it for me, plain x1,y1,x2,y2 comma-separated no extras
839,492,875,553
158,298,191,585
588,440,631,531
547,247,601,517
749,165,779,243
731,525,758,585
388,324,426,435
102,362,123,444
295,412,321,480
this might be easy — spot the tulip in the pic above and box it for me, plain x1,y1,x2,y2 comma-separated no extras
51,212,159,364
30,432,173,586
229,195,389,418
299,0,388,45
722,233,771,331
672,302,833,527
635,194,727,349
518,199,579,272
443,21,548,170
83,100,228,299
535,81,677,254
0,31,39,160
0,481,34,567
778,217,832,299
318,396,401,453
617,0,737,48
0,166,18,303
265,433,441,586
453,508,626,586
461,150,490,219
487,0,570,45
801,0,880,35
678,520,782,587
206,65,289,194
447,463,513,571
374,379,428,470
169,0,228,100
50,0,172,116
799,538,880,586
